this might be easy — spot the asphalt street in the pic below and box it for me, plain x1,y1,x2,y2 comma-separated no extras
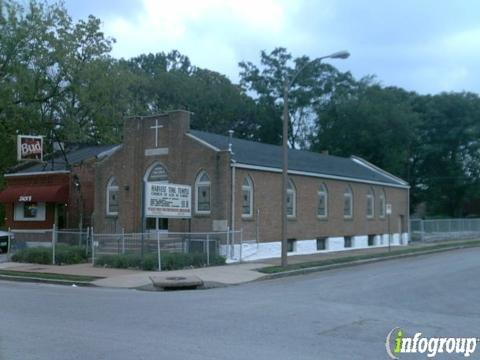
1,248,479,360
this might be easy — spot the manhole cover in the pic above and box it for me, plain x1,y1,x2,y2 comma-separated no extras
166,276,186,281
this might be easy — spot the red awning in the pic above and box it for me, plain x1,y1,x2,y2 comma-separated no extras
0,184,69,203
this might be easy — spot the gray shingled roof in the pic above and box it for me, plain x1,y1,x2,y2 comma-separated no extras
189,130,407,187
9,145,119,174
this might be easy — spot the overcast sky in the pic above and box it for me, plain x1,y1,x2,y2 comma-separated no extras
63,0,480,95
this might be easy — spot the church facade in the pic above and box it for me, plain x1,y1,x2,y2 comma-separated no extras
93,110,410,260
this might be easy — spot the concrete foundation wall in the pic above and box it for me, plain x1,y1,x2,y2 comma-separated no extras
223,232,409,262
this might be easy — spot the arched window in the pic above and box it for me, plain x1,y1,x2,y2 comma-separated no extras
145,162,168,182
106,177,119,216
343,186,353,218
195,171,211,214
366,187,375,218
287,179,296,218
242,176,254,218
317,183,328,218
379,190,386,218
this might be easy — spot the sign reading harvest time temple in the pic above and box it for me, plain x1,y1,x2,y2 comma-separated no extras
145,183,191,218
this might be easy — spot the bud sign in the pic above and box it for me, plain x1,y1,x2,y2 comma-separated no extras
17,135,43,161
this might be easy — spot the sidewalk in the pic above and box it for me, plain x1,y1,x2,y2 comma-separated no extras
0,261,269,288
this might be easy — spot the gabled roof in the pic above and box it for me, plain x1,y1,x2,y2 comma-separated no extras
189,130,408,188
7,145,120,175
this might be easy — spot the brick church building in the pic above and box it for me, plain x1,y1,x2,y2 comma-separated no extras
92,110,409,259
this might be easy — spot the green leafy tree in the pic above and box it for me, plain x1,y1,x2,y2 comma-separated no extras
122,51,262,139
239,47,356,148
412,92,480,216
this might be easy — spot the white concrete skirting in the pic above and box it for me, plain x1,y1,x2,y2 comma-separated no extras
223,233,409,262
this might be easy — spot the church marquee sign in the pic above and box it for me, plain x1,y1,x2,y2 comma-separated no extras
145,183,191,218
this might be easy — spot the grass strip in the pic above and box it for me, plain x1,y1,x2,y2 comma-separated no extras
259,240,480,274
0,269,101,282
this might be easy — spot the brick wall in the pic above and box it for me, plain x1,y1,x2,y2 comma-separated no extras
94,111,231,234
234,168,408,242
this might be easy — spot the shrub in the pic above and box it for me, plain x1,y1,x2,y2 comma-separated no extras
12,247,51,264
95,252,226,271
54,245,87,265
11,245,87,265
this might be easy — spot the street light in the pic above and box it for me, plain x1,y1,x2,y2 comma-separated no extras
280,50,350,267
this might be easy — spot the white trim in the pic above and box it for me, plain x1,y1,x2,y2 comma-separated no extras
97,145,122,160
232,163,410,189
351,156,408,186
186,133,220,152
5,170,70,177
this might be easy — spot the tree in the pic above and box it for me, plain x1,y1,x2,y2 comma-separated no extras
239,47,356,148
0,0,120,148
122,51,263,139
412,92,480,216
313,80,421,180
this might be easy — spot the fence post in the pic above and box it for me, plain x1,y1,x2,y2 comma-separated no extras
231,229,235,260
420,219,425,242
52,224,56,265
86,227,91,256
91,226,95,265
7,227,11,254
239,228,243,262
256,209,260,244
157,230,162,272
226,226,230,260
206,234,210,266
122,228,125,254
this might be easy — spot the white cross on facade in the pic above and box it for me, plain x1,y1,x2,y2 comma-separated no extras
150,119,163,148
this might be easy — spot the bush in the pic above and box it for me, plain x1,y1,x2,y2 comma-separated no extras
55,244,87,265
11,247,51,264
11,245,87,265
95,252,226,271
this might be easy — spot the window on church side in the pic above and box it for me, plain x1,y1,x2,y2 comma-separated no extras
379,190,386,218
287,179,296,218
317,183,328,218
242,176,253,218
344,186,353,219
106,177,119,216
366,187,375,219
195,171,211,214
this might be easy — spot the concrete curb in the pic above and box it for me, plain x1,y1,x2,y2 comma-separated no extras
0,274,97,287
258,244,480,280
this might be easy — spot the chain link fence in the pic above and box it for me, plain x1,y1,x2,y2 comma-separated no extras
91,230,244,269
7,226,91,264
4,226,250,269
410,218,480,242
